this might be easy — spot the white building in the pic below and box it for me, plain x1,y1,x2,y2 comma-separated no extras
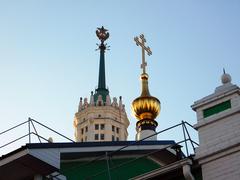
192,70,240,180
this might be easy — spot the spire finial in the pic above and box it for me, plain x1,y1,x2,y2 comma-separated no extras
223,68,226,74
96,26,110,50
134,34,152,74
94,26,110,103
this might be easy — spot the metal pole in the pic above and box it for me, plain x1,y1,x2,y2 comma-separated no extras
182,121,189,157
183,122,195,152
29,118,42,143
106,152,111,180
28,118,31,143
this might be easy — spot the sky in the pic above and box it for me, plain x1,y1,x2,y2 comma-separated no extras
0,0,240,155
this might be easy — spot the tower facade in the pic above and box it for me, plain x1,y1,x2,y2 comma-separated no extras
131,34,161,141
192,71,240,180
74,27,129,142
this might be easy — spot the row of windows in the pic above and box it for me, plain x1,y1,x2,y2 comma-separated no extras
81,124,120,135
81,136,87,142
80,134,120,141
112,125,119,133
112,135,119,141
95,124,105,130
95,134,105,140
95,124,120,134
93,134,120,141
81,126,88,135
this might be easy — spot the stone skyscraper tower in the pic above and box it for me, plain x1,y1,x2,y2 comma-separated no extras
74,27,129,142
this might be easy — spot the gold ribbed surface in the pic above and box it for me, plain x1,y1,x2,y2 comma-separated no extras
131,73,161,121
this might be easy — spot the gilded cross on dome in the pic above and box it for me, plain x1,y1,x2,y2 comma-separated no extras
134,34,152,74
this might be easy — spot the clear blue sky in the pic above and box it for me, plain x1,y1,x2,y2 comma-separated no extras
0,1,240,155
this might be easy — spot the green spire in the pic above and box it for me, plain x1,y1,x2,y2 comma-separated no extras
94,26,110,103
98,44,107,90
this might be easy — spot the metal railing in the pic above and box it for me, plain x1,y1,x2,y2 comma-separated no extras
0,117,74,151
52,121,199,180
0,119,198,180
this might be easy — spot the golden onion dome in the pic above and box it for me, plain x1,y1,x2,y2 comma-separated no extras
131,73,161,121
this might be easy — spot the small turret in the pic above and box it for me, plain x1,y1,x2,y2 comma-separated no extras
90,91,94,106
106,95,111,106
78,97,83,112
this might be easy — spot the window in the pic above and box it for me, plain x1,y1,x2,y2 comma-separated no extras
101,124,105,130
85,136,87,141
112,125,115,132
95,124,99,130
95,134,99,140
85,126,88,132
100,134,105,140
98,114,101,117
81,128,84,135
116,127,119,134
112,135,115,141
81,138,83,142
116,137,119,141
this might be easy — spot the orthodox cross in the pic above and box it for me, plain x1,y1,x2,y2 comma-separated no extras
134,34,152,74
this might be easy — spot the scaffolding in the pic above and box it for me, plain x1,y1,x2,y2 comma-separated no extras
0,118,199,180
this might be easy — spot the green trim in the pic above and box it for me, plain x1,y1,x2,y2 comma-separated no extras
203,100,231,118
94,89,109,103
61,158,160,180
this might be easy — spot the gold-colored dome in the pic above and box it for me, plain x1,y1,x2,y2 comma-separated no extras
131,73,161,121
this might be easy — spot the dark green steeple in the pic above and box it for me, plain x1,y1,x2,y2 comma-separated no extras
98,43,107,90
94,26,110,103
